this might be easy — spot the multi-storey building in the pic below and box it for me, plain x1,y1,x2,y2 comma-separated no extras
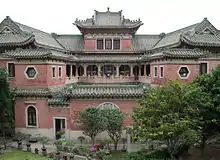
0,8,220,140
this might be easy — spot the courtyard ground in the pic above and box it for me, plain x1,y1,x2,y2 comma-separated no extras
0,149,52,160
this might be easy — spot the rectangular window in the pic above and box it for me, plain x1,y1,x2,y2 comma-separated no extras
58,66,62,78
105,39,112,49
97,39,104,50
52,66,56,78
200,63,208,75
8,63,15,78
154,66,158,77
160,66,164,78
113,39,120,49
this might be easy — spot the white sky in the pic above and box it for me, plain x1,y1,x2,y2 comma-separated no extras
0,0,219,35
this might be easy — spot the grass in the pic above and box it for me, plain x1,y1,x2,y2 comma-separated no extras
0,149,52,160
110,151,126,160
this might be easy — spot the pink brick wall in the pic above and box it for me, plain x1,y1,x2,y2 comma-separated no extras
151,63,200,85
84,39,96,50
84,38,132,50
14,98,140,130
121,39,132,49
14,63,66,87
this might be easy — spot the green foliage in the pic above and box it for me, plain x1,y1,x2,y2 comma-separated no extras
0,67,15,136
78,136,85,146
190,65,220,149
78,107,105,145
102,108,125,150
133,81,200,158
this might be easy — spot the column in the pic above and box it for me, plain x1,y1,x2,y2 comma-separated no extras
144,64,146,76
138,65,141,76
116,65,119,77
130,65,133,76
98,64,101,77
70,65,72,79
75,65,78,77
84,65,87,77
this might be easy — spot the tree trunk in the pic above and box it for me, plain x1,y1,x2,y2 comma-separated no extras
200,135,206,157
114,142,117,151
91,136,95,145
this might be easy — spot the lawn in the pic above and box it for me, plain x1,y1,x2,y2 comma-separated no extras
0,149,51,160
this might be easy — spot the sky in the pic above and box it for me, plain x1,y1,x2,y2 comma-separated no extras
0,0,219,35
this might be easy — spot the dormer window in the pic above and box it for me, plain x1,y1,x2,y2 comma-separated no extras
113,39,120,49
97,39,104,50
105,39,112,50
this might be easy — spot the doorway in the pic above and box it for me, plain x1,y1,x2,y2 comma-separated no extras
53,117,66,140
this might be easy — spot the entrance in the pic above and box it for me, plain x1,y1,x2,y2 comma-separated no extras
54,117,66,140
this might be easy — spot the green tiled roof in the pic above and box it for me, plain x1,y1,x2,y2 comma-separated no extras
54,35,84,51
76,55,142,62
4,49,77,61
63,83,148,99
48,97,69,106
132,35,161,51
181,34,220,47
0,33,34,47
143,49,209,60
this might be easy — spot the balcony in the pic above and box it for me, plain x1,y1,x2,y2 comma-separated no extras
65,75,151,84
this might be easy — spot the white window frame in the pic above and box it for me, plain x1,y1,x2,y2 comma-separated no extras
154,66,158,77
52,66,56,79
58,66,62,78
200,61,209,74
25,105,38,128
53,117,67,139
24,66,38,80
97,102,120,110
159,65,164,78
113,38,121,50
7,61,15,78
177,65,191,79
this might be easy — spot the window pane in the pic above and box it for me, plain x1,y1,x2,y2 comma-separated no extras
200,63,207,75
160,67,164,77
8,63,15,77
97,39,103,49
105,39,112,49
52,67,55,77
154,67,158,77
113,39,120,49
58,67,62,77
27,106,36,126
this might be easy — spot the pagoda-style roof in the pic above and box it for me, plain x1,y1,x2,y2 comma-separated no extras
0,16,35,47
3,49,77,62
142,48,210,60
74,8,143,34
0,16,64,50
152,18,220,50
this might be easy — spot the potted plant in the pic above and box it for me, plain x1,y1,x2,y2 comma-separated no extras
35,148,39,154
121,138,127,152
26,134,31,152
40,137,49,156
17,138,22,150
56,131,65,140
78,136,85,146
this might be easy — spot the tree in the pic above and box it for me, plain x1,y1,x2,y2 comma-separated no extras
190,65,220,154
102,108,125,151
78,107,105,145
0,67,14,137
133,81,200,159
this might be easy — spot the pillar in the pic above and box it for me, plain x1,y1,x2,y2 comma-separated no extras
144,64,146,76
75,65,78,77
130,65,133,76
84,65,87,76
98,64,101,77
139,65,141,76
116,65,119,77
70,65,72,78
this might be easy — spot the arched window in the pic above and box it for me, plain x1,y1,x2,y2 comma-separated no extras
26,106,37,127
97,102,119,110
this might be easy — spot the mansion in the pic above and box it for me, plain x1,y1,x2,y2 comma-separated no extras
0,8,220,140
